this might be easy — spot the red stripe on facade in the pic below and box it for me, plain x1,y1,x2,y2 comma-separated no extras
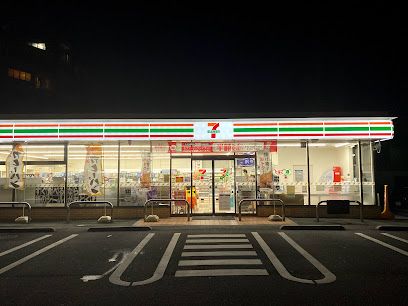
150,123,194,127
279,133,324,136
150,134,194,137
370,133,394,136
14,135,59,138
104,135,149,138
234,134,278,137
0,136,12,138
59,135,104,138
324,133,370,136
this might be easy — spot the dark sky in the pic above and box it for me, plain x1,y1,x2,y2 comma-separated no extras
1,2,406,117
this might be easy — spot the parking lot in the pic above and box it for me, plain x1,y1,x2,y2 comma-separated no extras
0,225,407,305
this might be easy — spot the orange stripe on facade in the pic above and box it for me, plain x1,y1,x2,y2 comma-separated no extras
278,122,322,126
150,123,194,127
0,124,13,127
369,121,392,125
233,123,278,126
59,123,104,127
324,122,368,125
104,123,149,127
14,124,59,127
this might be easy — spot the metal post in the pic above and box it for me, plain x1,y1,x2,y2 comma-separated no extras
64,142,68,207
358,141,364,205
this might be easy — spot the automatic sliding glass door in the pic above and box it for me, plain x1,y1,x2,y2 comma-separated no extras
192,160,213,214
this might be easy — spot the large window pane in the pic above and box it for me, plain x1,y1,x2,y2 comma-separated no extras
361,141,375,204
67,142,118,206
171,157,191,214
309,141,360,204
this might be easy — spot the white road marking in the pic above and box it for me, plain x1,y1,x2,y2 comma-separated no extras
182,251,257,257
252,232,336,284
0,235,52,257
381,233,408,244
186,239,249,244
109,233,181,286
175,269,268,277
356,233,408,257
184,244,253,249
109,233,155,286
187,234,246,238
81,251,129,282
179,259,262,266
109,253,119,262
0,234,78,275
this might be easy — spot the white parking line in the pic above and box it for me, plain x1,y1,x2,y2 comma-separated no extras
356,233,408,257
381,233,408,244
182,251,257,257
179,259,262,266
175,269,268,277
186,239,249,243
187,234,246,238
0,234,78,276
184,244,253,249
0,235,52,257
252,232,336,284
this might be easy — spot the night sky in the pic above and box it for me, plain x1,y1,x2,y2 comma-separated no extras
1,2,405,117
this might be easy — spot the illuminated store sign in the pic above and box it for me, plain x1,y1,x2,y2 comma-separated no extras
0,119,394,142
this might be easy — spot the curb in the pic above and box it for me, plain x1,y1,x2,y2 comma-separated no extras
87,226,151,232
280,225,345,230
376,225,408,231
0,227,55,233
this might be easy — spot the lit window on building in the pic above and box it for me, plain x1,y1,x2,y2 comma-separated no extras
8,68,31,82
28,42,46,50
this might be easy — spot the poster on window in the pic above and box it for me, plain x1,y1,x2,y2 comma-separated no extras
6,144,25,189
140,151,151,188
258,150,273,188
84,144,103,196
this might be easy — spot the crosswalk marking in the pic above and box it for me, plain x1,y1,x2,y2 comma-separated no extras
186,239,249,244
381,233,408,244
0,235,52,257
182,251,257,257
187,234,246,238
0,234,78,276
175,269,268,277
356,233,408,257
176,233,268,277
179,259,262,266
184,244,253,249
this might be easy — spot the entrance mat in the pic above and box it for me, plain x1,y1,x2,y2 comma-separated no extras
192,216,236,221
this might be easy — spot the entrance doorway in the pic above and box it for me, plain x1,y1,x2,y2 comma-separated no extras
170,155,257,216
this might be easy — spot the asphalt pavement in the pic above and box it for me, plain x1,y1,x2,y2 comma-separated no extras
0,222,408,306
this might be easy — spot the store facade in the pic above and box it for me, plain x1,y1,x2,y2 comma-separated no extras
0,117,394,219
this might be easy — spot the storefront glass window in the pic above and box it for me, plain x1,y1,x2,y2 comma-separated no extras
258,141,308,205
171,157,191,214
360,141,375,204
67,142,118,206
309,141,360,204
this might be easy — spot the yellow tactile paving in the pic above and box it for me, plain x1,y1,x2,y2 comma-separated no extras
133,217,296,226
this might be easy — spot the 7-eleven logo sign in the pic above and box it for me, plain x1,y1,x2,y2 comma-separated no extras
207,123,220,139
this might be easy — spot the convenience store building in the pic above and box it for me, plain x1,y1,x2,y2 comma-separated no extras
0,117,395,220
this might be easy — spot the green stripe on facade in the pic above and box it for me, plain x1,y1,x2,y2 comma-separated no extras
325,127,370,131
370,126,393,131
59,128,103,133
279,127,324,132
150,128,194,133
104,128,149,133
14,129,59,133
234,127,278,132
0,129,13,133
